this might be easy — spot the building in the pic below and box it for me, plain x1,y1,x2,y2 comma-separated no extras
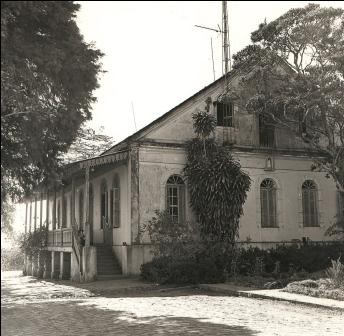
22,64,341,282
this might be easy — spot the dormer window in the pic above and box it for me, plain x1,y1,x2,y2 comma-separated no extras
216,101,234,127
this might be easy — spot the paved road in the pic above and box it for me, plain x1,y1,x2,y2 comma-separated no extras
1,271,343,336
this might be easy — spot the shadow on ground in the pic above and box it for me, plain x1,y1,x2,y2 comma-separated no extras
2,300,258,336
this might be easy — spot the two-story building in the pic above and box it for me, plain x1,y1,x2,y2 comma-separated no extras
22,63,341,282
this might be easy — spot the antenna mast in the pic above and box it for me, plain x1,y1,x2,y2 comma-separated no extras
222,1,231,74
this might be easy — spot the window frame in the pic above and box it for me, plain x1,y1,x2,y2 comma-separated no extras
216,101,234,127
166,175,186,224
111,175,120,228
260,178,278,228
302,180,319,227
100,180,108,229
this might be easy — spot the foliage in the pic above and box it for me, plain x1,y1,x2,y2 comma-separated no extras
141,210,235,284
62,126,116,164
325,257,344,288
143,209,199,258
284,278,344,300
19,227,48,258
184,138,251,242
325,218,344,241
1,247,24,271
1,1,104,208
1,199,14,233
235,243,344,276
191,110,216,156
231,3,344,191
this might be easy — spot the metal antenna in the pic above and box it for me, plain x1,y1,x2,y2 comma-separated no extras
194,25,221,82
131,102,137,131
222,1,231,74
211,38,216,81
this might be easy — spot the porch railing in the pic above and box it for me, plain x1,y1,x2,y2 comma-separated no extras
46,228,72,247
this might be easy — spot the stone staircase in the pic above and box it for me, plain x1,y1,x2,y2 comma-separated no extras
96,245,122,279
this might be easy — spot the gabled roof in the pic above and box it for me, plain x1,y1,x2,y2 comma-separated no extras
100,67,243,156
100,55,295,156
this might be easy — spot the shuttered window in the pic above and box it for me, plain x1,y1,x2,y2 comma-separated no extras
259,115,275,148
100,180,108,229
166,175,185,223
216,101,234,127
302,180,319,227
111,175,120,228
260,179,277,228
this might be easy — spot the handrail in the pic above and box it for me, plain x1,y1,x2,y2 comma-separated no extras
71,219,82,275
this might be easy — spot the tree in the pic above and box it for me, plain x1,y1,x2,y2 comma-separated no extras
1,1,104,211
231,3,344,191
184,110,251,243
62,126,116,164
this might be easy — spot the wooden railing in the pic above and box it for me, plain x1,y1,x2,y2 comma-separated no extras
46,228,72,247
46,221,83,275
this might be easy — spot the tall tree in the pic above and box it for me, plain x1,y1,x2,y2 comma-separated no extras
62,126,116,164
1,1,104,210
231,3,344,191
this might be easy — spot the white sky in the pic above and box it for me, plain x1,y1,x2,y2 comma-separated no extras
76,1,344,143
8,1,344,238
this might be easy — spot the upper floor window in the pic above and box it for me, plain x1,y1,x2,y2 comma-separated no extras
302,180,319,227
216,101,234,127
166,175,185,223
100,180,108,229
260,178,277,228
259,115,275,147
111,175,120,228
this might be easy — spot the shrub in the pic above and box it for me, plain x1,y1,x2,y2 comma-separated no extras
326,257,344,288
19,227,48,258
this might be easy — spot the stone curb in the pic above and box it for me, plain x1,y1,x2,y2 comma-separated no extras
198,284,344,311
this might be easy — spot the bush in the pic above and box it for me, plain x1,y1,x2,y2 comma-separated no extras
326,257,344,288
235,243,344,276
1,247,24,271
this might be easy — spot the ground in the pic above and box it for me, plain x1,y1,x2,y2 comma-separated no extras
1,271,343,336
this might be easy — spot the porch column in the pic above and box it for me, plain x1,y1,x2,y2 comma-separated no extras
29,201,32,232
53,189,57,230
34,196,37,231
71,178,75,227
59,252,64,280
25,201,28,234
51,251,60,279
46,190,50,229
84,166,90,246
40,192,43,228
43,252,52,279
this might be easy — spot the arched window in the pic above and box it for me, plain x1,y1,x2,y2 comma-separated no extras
302,180,319,227
100,180,108,229
260,178,277,228
111,175,120,228
166,175,185,223
78,190,84,228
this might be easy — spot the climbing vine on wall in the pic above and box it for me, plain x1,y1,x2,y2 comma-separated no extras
184,109,251,243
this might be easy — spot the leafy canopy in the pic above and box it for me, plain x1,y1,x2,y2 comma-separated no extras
231,3,344,191
184,110,251,243
1,1,104,206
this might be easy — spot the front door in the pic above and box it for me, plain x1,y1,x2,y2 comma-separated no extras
103,219,112,245
101,187,112,245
